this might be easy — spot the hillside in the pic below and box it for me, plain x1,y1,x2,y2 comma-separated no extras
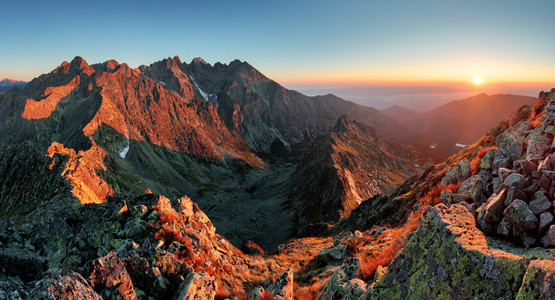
290,115,422,235
385,93,538,161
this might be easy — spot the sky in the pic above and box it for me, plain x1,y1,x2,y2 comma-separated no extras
1,0,554,109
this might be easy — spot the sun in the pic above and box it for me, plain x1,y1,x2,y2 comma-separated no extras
473,75,483,85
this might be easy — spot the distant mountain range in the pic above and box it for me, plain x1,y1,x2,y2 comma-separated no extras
0,78,27,93
382,93,538,161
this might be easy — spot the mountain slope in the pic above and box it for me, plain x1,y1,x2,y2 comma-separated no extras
290,115,421,234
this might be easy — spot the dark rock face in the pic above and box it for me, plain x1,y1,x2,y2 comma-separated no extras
504,200,539,232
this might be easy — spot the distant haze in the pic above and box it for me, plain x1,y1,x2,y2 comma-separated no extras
288,83,554,111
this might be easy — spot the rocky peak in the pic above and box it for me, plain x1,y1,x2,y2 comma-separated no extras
332,115,359,133
192,57,208,65
53,56,94,76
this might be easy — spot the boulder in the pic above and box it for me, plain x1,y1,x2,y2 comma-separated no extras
498,167,513,183
267,269,294,300
458,175,487,203
496,217,513,238
504,200,538,232
174,272,217,300
319,258,366,300
366,204,528,299
89,251,136,300
439,190,453,206
520,159,538,176
28,272,102,300
526,133,553,159
479,148,496,170
539,212,554,235
540,174,552,191
529,191,552,215
505,186,528,206
492,151,511,175
544,226,555,247
441,158,471,186
483,188,507,223
504,173,528,189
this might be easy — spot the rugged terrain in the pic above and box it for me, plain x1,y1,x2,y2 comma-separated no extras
1,55,554,299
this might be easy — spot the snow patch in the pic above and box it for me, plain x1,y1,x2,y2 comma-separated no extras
120,145,130,159
190,76,218,108
430,144,436,149
159,81,166,86
455,143,467,148
270,127,291,148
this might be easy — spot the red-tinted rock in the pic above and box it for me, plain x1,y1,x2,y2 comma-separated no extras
483,189,507,223
89,251,136,300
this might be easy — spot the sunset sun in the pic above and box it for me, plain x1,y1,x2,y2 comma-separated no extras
473,75,483,85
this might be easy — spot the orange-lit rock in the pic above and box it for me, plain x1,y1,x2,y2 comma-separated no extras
21,77,80,120
47,141,113,204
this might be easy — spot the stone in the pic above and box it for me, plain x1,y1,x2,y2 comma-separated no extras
544,226,555,247
250,287,267,300
439,190,453,206
27,272,102,300
505,186,528,206
479,148,496,169
539,156,553,173
496,216,512,238
526,134,552,159
458,175,487,203
544,170,555,180
174,272,217,300
540,174,552,190
492,177,501,194
319,258,366,300
539,212,554,235
523,183,540,199
520,159,538,176
492,150,510,175
521,232,537,248
504,173,528,189
89,251,136,300
267,269,294,300
452,193,470,203
498,167,513,183
483,189,507,223
529,191,552,215
504,200,538,232
441,158,471,186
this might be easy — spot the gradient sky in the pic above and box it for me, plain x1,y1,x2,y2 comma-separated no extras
1,0,555,87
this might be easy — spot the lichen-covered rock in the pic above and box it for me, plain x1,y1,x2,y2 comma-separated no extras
483,188,507,223
174,272,217,300
540,212,554,235
439,190,453,206
366,204,528,299
441,158,471,186
504,200,538,232
497,216,513,238
319,258,366,300
479,148,496,170
267,269,294,300
458,175,488,203
517,259,555,299
505,186,528,206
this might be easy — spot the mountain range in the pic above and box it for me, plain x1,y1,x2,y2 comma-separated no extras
0,78,27,93
382,93,538,161
0,55,553,299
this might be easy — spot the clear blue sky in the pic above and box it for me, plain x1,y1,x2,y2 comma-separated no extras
2,0,555,85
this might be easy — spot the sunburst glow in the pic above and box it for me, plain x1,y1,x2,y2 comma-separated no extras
473,75,483,85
